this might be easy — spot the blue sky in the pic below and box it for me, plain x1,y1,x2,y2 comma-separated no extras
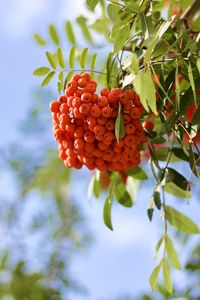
0,1,200,299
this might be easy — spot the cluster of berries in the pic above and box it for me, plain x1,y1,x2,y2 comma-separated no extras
50,73,147,171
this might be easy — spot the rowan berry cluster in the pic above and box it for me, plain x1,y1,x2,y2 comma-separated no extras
49,73,147,171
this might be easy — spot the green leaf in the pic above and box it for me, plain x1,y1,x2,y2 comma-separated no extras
80,48,88,69
147,208,154,221
166,235,181,270
69,46,76,69
76,16,93,43
153,191,161,210
126,166,148,180
175,64,180,110
65,21,76,45
115,183,133,207
197,58,200,74
145,69,158,115
188,63,197,106
33,67,51,76
91,53,97,70
34,33,46,46
162,259,173,294
165,168,189,191
150,263,161,291
41,71,55,87
86,0,99,10
87,174,100,199
57,48,65,69
115,103,125,143
49,24,60,45
145,17,175,64
107,3,120,21
134,71,149,111
165,205,200,234
45,51,57,69
103,197,113,230
164,182,191,199
114,24,130,52
155,236,164,255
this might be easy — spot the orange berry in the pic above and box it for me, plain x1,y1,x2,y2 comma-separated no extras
79,103,91,114
124,135,137,146
87,116,97,127
50,101,60,113
73,107,84,118
85,142,95,153
81,92,93,103
97,116,107,125
92,94,99,103
130,107,142,119
74,89,82,97
72,97,81,108
67,96,73,107
60,103,69,114
74,138,85,150
74,127,84,138
94,125,105,135
78,77,87,88
58,95,67,104
142,121,154,131
85,82,97,93
66,81,78,93
71,74,81,82
98,141,109,151
91,104,101,117
105,119,115,131
84,131,95,143
98,96,108,107
93,149,103,157
103,149,113,161
123,114,131,124
82,73,91,81
119,93,129,105
102,106,112,118
59,114,71,125
100,88,110,96
95,134,104,141
104,131,115,141
125,124,136,134
66,124,76,136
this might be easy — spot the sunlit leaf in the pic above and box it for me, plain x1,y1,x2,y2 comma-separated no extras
188,63,197,106
103,197,113,230
150,263,161,291
86,0,99,10
34,34,46,46
163,259,173,294
33,67,51,76
65,21,76,45
126,166,148,180
69,46,76,69
115,103,125,143
165,205,199,234
41,71,55,87
45,51,57,69
49,24,60,46
57,48,65,69
166,235,181,270
80,48,88,69
115,183,133,207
